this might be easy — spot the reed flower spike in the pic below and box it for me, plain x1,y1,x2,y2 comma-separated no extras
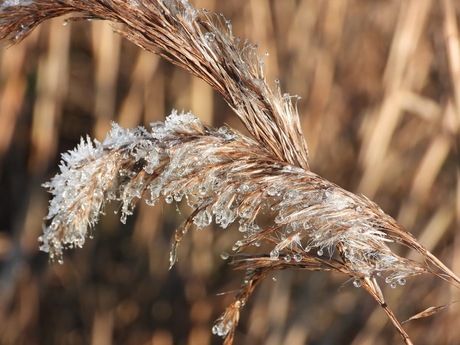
1,0,459,344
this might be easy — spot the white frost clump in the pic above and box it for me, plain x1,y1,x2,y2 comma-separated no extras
1,0,34,8
40,110,202,260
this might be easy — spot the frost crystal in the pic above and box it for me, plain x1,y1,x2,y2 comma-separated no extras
212,320,233,337
1,0,34,8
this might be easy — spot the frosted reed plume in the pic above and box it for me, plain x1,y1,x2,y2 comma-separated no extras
1,1,459,344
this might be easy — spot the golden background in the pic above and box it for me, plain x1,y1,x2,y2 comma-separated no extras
0,1,459,344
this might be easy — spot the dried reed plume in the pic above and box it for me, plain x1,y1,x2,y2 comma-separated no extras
1,0,459,344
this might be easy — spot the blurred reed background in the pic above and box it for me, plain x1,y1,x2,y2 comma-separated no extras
0,0,459,344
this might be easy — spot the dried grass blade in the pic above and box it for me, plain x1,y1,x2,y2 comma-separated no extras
402,301,458,324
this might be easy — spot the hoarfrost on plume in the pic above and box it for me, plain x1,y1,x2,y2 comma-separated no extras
1,0,34,8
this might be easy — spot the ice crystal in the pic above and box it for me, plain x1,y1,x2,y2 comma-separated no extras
270,249,279,260
212,320,233,337
1,0,34,8
353,279,363,288
204,32,216,42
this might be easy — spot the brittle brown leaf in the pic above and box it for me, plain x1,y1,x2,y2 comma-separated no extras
402,301,458,324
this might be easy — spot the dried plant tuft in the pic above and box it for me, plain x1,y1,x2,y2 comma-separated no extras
1,1,459,344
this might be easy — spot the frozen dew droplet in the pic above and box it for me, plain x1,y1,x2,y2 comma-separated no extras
272,276,277,282
238,209,251,219
194,209,212,228
212,320,233,337
266,187,278,196
165,195,173,204
317,248,324,256
225,19,232,32
274,215,284,224
270,249,279,260
353,279,362,288
204,32,216,42
232,240,243,251
294,253,302,262
385,276,392,284
284,255,291,262
220,251,229,260
212,325,220,335
390,282,397,289
63,19,69,26
398,278,406,286
198,185,207,195
203,210,213,226
264,51,270,56
239,184,250,193
14,24,28,41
